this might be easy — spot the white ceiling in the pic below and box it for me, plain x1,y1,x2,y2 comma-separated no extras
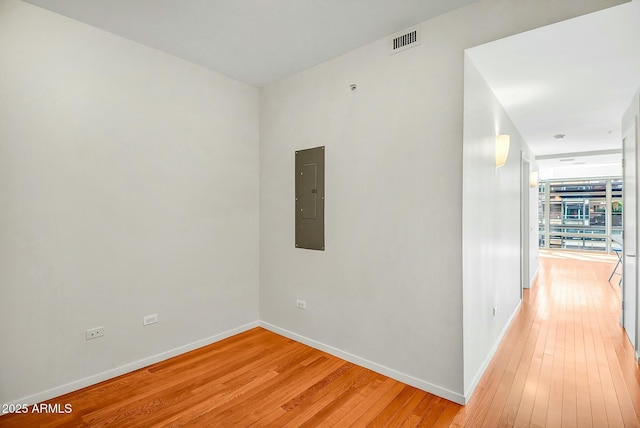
466,1,640,175
23,0,480,87
21,0,640,176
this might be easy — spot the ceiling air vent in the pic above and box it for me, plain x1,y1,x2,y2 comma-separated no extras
390,26,421,54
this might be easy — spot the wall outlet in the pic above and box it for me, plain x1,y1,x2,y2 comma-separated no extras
85,327,104,340
143,314,158,326
296,300,306,309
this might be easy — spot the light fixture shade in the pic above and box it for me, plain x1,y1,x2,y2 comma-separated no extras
495,134,510,167
530,170,539,187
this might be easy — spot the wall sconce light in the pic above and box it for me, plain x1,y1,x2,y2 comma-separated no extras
530,170,539,187
495,134,510,168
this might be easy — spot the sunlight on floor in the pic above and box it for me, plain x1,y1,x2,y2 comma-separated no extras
540,249,618,263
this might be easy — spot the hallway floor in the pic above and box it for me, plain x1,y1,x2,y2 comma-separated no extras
452,250,640,427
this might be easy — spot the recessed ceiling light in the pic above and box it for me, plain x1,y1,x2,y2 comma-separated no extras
553,134,566,140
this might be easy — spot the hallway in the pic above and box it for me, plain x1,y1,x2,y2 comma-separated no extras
453,250,640,427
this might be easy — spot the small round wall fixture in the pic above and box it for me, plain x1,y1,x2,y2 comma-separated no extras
350,83,357,91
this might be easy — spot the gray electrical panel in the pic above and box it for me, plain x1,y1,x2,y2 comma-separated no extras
295,146,325,250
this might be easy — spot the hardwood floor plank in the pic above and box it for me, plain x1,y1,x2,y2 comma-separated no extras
601,333,640,427
275,367,378,427
352,382,412,427
415,397,450,427
512,313,550,427
561,281,578,428
264,364,367,426
584,265,617,428
304,374,387,427
100,340,306,427
193,356,346,426
331,378,399,427
399,414,424,428
547,265,568,427
583,313,608,428
528,311,555,428
381,388,426,427
574,287,594,428
480,308,538,426
591,282,627,427
365,385,417,427
497,316,541,426
432,401,462,427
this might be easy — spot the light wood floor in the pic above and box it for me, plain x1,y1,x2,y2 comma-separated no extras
453,250,640,428
1,251,639,427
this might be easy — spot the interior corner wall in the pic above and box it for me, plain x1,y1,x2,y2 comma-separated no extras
0,0,260,405
259,31,466,401
259,0,623,404
462,57,535,397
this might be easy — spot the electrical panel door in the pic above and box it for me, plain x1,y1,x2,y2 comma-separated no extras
295,146,324,250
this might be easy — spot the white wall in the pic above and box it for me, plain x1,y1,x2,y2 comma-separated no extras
259,0,623,404
539,163,622,179
623,86,640,350
0,0,259,405
462,57,537,396
260,36,466,402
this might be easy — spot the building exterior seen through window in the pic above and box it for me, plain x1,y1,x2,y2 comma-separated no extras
538,178,622,253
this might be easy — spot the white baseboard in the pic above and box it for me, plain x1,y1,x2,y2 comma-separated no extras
530,266,540,288
259,321,465,405
523,266,539,289
7,319,470,408
463,300,522,402
4,321,259,408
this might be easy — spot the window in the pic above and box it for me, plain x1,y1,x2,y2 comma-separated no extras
538,178,622,252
